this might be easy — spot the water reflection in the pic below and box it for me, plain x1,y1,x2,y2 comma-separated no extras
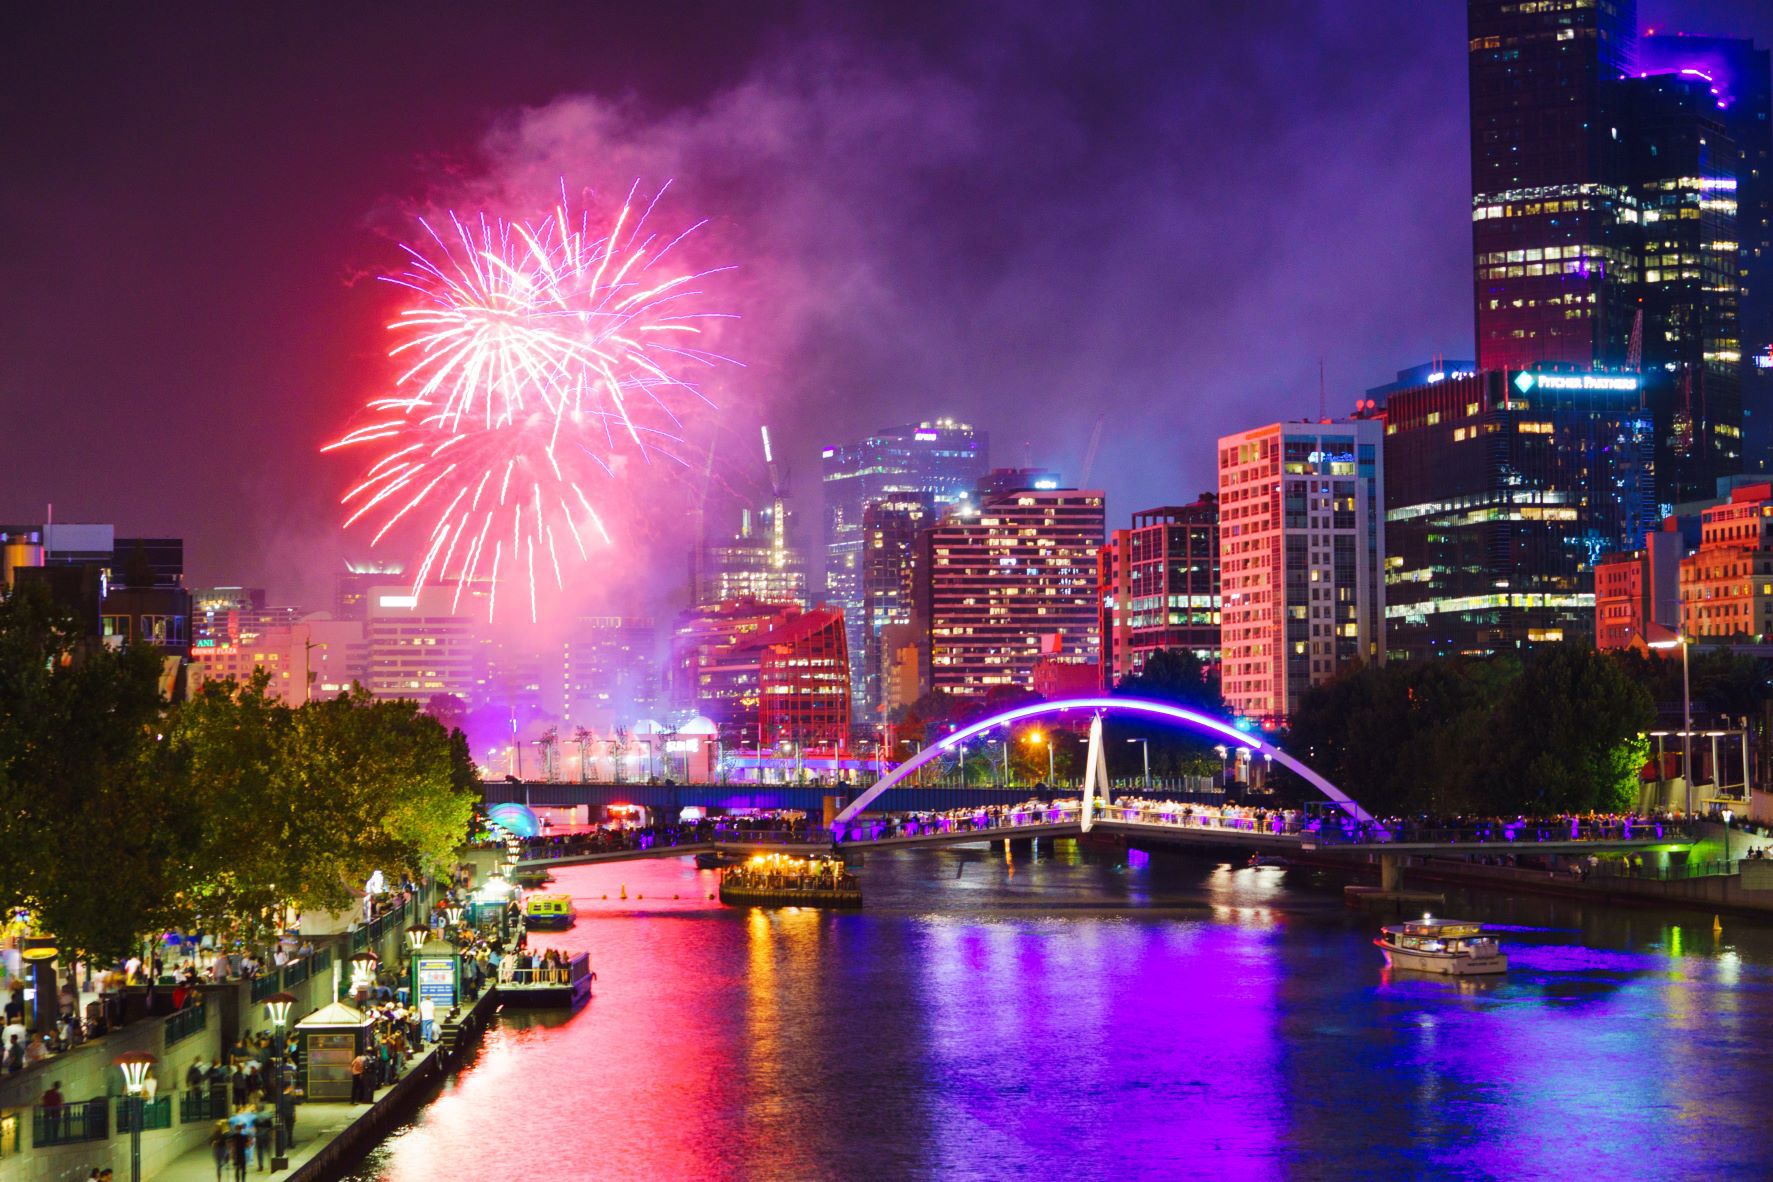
345,845,1773,1181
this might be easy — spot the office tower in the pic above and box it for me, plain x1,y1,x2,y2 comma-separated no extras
671,598,791,717
859,497,931,715
1378,367,1646,659
822,419,988,705
364,584,477,704
560,616,660,728
1217,420,1384,726
693,503,807,608
1679,482,1773,641
1098,496,1221,690
1640,34,1773,473
915,480,1104,701
334,563,402,622
1468,2,1772,502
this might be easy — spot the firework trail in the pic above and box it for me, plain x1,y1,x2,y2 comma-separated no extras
325,182,734,621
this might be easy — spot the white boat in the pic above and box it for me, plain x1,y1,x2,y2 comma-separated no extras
1375,918,1507,976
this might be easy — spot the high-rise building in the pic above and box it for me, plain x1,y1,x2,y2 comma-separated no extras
1098,496,1221,690
1378,366,1650,659
671,598,791,718
1679,481,1773,641
822,419,988,707
335,563,403,622
692,503,807,608
560,616,660,728
365,585,477,705
859,497,932,716
1217,420,1384,725
1467,2,1771,501
915,481,1104,701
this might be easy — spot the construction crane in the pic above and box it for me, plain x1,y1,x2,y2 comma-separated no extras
1078,413,1106,489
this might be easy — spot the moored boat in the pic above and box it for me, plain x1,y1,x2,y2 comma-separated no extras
523,892,576,930
1375,918,1507,976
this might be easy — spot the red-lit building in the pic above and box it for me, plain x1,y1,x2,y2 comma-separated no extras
672,600,852,748
1595,526,1683,652
1098,497,1220,690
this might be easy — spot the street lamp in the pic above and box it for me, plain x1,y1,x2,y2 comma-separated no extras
1026,731,1054,785
347,952,379,999
264,992,297,1166
117,1051,156,1182
444,903,464,930
1127,738,1151,792
1650,625,1694,816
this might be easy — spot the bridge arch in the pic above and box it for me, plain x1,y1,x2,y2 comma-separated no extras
833,696,1374,829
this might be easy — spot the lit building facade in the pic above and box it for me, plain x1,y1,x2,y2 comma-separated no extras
860,497,932,716
1217,420,1384,725
1468,2,1771,502
1595,525,1682,651
915,483,1104,701
1098,496,1220,690
365,585,477,705
1679,482,1773,641
560,616,660,728
822,419,988,708
1379,366,1648,659
693,503,807,608
672,600,851,747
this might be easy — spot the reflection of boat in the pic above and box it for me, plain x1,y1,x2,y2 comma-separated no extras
1375,919,1507,976
1247,854,1289,869
514,868,553,889
523,892,576,930
719,853,861,908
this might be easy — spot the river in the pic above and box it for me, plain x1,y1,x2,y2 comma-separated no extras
343,841,1773,1180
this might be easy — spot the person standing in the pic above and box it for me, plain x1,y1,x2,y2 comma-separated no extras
252,1104,274,1172
209,1119,230,1182
417,996,436,1046
349,1050,367,1104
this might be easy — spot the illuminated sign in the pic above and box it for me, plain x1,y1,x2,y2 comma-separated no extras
1513,371,1639,394
914,431,940,441
1033,479,1058,490
377,594,418,608
1755,353,1773,371
1425,370,1475,384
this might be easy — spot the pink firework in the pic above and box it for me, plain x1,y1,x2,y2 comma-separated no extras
324,183,733,621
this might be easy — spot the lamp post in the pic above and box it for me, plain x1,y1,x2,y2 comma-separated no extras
264,992,297,1166
998,735,1009,787
117,1051,155,1182
405,924,428,1004
347,952,378,1001
444,903,463,933
1127,738,1151,792
1026,731,1054,785
1650,626,1694,816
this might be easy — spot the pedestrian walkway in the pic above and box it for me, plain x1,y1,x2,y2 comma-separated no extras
148,1045,441,1181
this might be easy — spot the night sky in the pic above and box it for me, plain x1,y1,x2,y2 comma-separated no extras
4,0,1769,607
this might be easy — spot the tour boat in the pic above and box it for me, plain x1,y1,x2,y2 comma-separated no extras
1375,918,1507,976
522,892,577,930
719,853,862,909
694,850,741,870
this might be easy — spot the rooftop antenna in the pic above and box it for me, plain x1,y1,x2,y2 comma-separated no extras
1318,359,1327,421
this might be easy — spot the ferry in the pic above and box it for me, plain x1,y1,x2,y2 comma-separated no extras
694,850,742,870
1375,918,1507,976
522,892,577,930
719,853,861,909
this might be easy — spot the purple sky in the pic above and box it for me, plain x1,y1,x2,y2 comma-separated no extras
4,0,1769,608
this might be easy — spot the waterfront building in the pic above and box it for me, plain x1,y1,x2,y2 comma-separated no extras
822,419,987,709
1377,366,1649,659
1217,419,1384,726
1097,496,1220,690
1679,481,1773,641
364,584,477,705
1595,525,1683,651
671,600,851,746
914,479,1104,701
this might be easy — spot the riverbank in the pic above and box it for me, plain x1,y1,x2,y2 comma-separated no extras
148,987,497,1182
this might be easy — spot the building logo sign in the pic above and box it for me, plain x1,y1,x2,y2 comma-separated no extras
1514,371,1639,394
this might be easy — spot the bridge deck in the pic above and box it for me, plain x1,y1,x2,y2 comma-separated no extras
513,817,1686,870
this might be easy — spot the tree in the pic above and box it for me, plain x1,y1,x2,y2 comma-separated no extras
1486,646,1653,814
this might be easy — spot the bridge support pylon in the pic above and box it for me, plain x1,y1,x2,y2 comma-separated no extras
1379,853,1402,892
1080,713,1111,834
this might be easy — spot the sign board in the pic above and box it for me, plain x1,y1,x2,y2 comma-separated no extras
416,955,457,1010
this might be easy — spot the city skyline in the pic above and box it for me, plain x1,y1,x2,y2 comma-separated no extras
10,0,1769,604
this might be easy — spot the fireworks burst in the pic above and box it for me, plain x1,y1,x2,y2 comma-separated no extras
325,182,733,621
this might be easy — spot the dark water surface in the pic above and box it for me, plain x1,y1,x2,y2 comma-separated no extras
343,843,1773,1181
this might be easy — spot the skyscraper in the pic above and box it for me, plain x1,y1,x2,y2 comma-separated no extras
1217,420,1384,726
914,480,1103,701
1098,496,1221,690
859,497,932,715
1467,1,1771,501
1377,366,1646,659
692,503,807,608
822,419,987,708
